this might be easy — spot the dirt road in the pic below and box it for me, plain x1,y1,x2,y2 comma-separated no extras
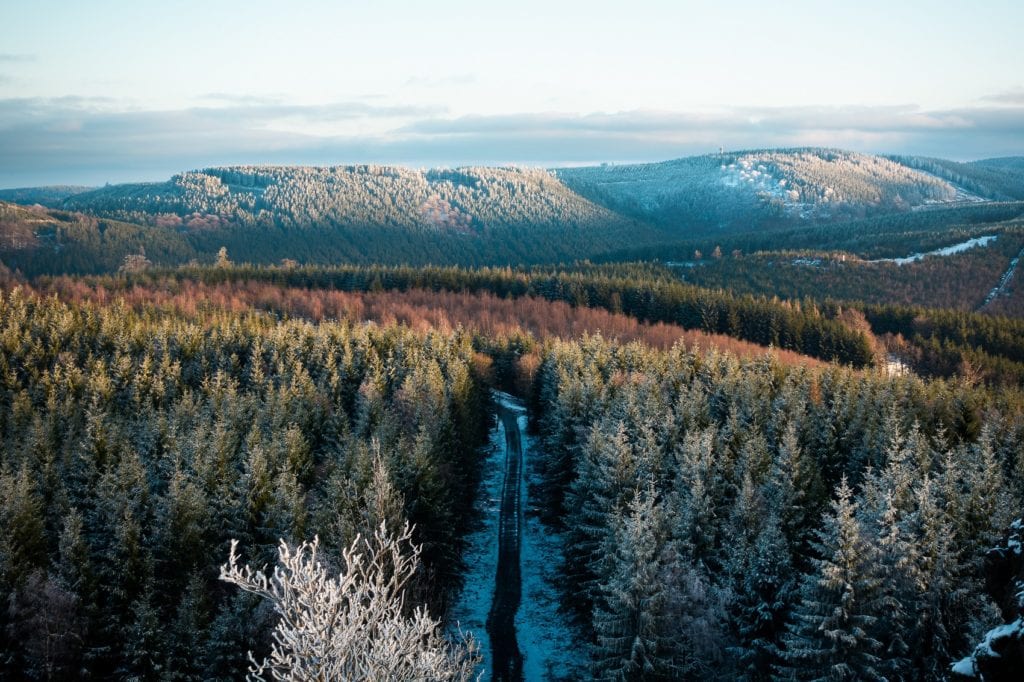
486,405,525,681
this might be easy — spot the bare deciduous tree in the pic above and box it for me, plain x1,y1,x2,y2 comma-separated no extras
220,522,479,681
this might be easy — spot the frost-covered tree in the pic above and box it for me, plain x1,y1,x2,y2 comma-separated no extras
729,510,795,681
779,478,885,681
564,421,639,612
591,486,678,681
671,427,721,562
219,522,479,681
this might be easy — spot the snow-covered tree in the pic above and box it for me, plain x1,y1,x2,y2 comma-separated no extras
564,420,639,612
729,510,796,681
591,486,678,681
219,522,479,681
779,478,885,681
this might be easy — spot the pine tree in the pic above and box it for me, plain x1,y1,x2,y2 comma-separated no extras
591,486,678,681
671,427,720,563
730,511,795,681
765,421,824,562
564,421,638,615
907,475,959,679
0,462,47,589
867,490,914,678
779,478,885,681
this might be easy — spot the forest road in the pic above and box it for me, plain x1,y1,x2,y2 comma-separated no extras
486,403,525,681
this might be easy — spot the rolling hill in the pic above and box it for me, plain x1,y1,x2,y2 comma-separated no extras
556,148,995,232
2,149,1023,274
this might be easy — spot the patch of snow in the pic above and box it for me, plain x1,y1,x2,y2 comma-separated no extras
870,235,997,266
518,416,590,681
447,414,506,676
910,167,990,207
885,354,911,377
957,616,1024,677
982,246,1024,308
978,619,1023,658
951,656,976,676
493,389,527,415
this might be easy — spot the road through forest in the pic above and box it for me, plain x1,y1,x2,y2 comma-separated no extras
487,403,525,681
448,392,586,681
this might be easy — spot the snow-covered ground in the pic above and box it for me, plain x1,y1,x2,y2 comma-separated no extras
911,167,989,208
518,419,589,681
885,353,911,377
870,235,997,265
448,391,588,681
720,159,812,217
447,409,505,676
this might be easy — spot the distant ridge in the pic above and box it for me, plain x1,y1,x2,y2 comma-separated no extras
1,148,1022,274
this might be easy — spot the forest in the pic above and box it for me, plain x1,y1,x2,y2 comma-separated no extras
529,333,1023,680
0,260,1022,679
0,286,492,678
2,148,1024,680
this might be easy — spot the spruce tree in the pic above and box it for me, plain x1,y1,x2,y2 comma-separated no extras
779,477,885,681
730,511,796,681
591,486,678,681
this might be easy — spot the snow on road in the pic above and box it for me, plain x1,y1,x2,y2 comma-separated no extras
982,245,1024,308
449,391,588,681
518,419,588,681
448,409,506,677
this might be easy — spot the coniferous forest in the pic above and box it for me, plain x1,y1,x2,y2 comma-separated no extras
7,1,1024,677
2,116,1024,682
1,243,1023,679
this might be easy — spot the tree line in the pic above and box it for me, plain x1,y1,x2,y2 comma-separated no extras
102,263,878,367
528,334,1023,679
0,287,491,679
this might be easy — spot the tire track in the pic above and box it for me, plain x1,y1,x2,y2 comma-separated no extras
486,405,525,681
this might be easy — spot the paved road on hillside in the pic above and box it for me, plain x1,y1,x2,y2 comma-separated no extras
486,405,524,681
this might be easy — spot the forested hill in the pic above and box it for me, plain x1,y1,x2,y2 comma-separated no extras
58,151,1018,243
3,150,1023,272
57,165,661,266
556,148,1012,232
0,185,96,206
0,201,195,276
886,155,1024,201
63,165,632,236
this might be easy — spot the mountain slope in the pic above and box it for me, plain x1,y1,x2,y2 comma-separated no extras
0,185,96,206
5,150,1022,273
887,155,1024,201
0,201,195,276
557,148,978,234
60,165,663,266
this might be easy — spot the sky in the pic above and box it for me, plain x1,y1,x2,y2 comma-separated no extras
1,0,1023,186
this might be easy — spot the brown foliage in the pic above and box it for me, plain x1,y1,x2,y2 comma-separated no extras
37,277,824,366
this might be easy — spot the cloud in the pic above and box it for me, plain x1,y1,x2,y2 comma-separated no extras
981,88,1024,105
1,98,1023,186
0,53,35,63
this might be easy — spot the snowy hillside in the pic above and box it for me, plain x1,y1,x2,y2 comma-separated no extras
62,165,634,235
557,148,988,232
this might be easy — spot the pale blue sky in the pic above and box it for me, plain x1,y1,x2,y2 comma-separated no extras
1,0,1023,185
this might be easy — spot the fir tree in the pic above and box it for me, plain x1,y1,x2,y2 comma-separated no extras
779,478,885,681
591,486,678,681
